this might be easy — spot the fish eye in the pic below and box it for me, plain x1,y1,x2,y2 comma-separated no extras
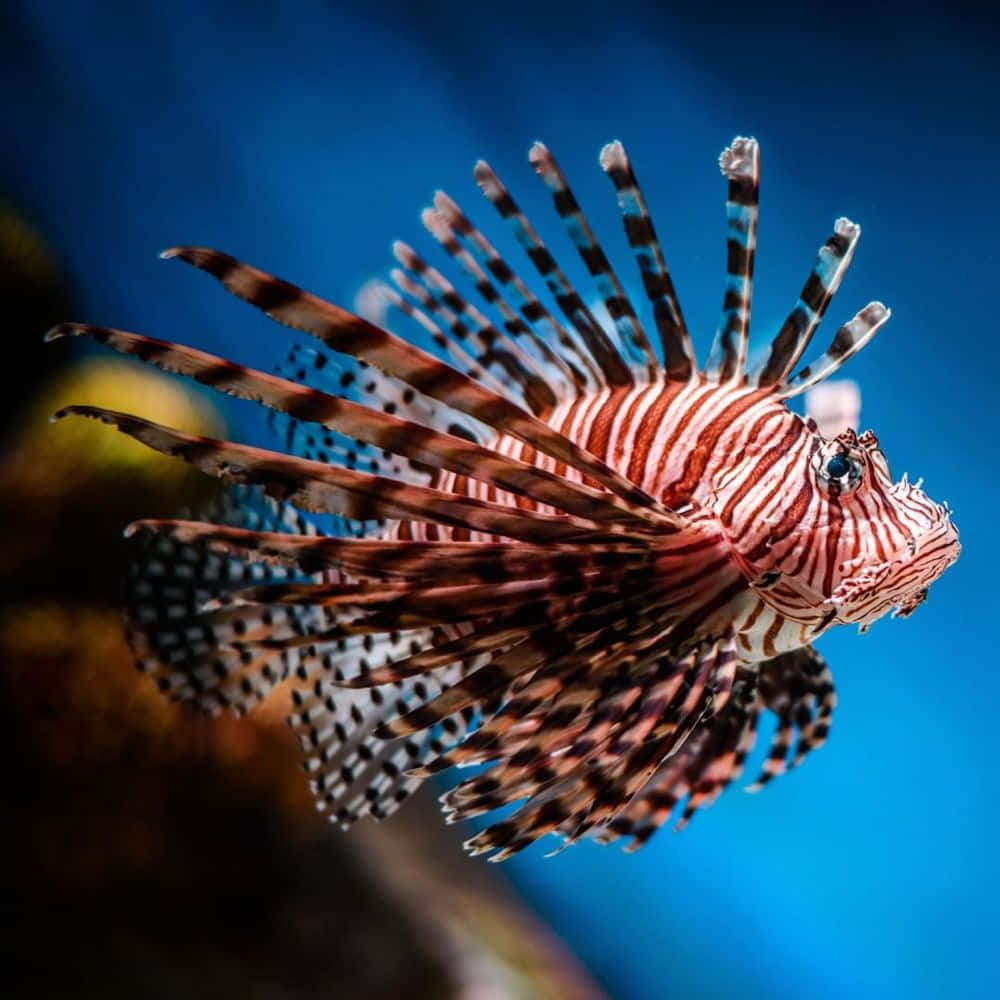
817,448,864,493
826,454,851,478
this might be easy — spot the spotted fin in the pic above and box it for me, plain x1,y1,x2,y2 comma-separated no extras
270,339,471,483
123,485,333,717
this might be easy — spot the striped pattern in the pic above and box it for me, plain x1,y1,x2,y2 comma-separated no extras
755,217,861,386
53,135,960,860
530,141,658,379
472,158,633,388
421,193,600,393
600,140,695,381
706,137,760,382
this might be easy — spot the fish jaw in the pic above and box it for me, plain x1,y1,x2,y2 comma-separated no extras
830,506,960,627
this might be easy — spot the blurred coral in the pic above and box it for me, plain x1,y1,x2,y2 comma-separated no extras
12,356,226,492
3,211,604,999
0,356,223,606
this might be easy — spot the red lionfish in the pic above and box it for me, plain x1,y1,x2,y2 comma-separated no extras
50,136,960,860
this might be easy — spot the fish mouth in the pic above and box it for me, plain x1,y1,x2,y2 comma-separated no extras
831,510,960,623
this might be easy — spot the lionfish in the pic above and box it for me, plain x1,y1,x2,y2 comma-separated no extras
50,136,959,860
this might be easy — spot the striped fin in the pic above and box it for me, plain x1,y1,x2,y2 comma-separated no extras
159,246,670,515
53,324,435,503
373,566,693,744
126,521,649,584
373,595,654,741
705,137,760,383
441,695,635,823
431,668,609,785
529,141,659,379
270,340,478,497
284,341,483,448
781,302,890,398
459,636,739,860
599,141,695,381
389,240,565,414
369,279,516,401
746,646,836,791
672,686,759,830
421,202,599,393
754,218,861,386
349,622,533,689
569,672,744,849
215,572,633,622
373,626,637,759
55,405,658,544
47,324,673,533
554,638,737,845
595,673,761,849
291,657,467,828
431,624,677,805
444,639,680,826
471,160,633,388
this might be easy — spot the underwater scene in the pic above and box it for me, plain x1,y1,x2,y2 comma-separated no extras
4,3,997,998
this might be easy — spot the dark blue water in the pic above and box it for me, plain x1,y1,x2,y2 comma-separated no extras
6,3,997,997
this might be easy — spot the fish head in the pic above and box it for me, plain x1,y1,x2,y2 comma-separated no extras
711,418,960,629
811,427,960,626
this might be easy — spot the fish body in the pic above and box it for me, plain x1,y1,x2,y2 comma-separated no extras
49,136,959,859
397,373,955,658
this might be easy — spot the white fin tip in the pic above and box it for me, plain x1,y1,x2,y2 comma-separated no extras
527,141,551,166
718,136,759,179
599,140,627,172
473,160,505,201
834,217,861,241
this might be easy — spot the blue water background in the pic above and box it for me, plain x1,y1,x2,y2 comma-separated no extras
5,3,998,997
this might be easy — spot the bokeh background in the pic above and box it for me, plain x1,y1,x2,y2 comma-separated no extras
4,3,998,998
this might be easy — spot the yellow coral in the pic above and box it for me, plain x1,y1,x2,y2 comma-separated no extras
11,357,226,494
